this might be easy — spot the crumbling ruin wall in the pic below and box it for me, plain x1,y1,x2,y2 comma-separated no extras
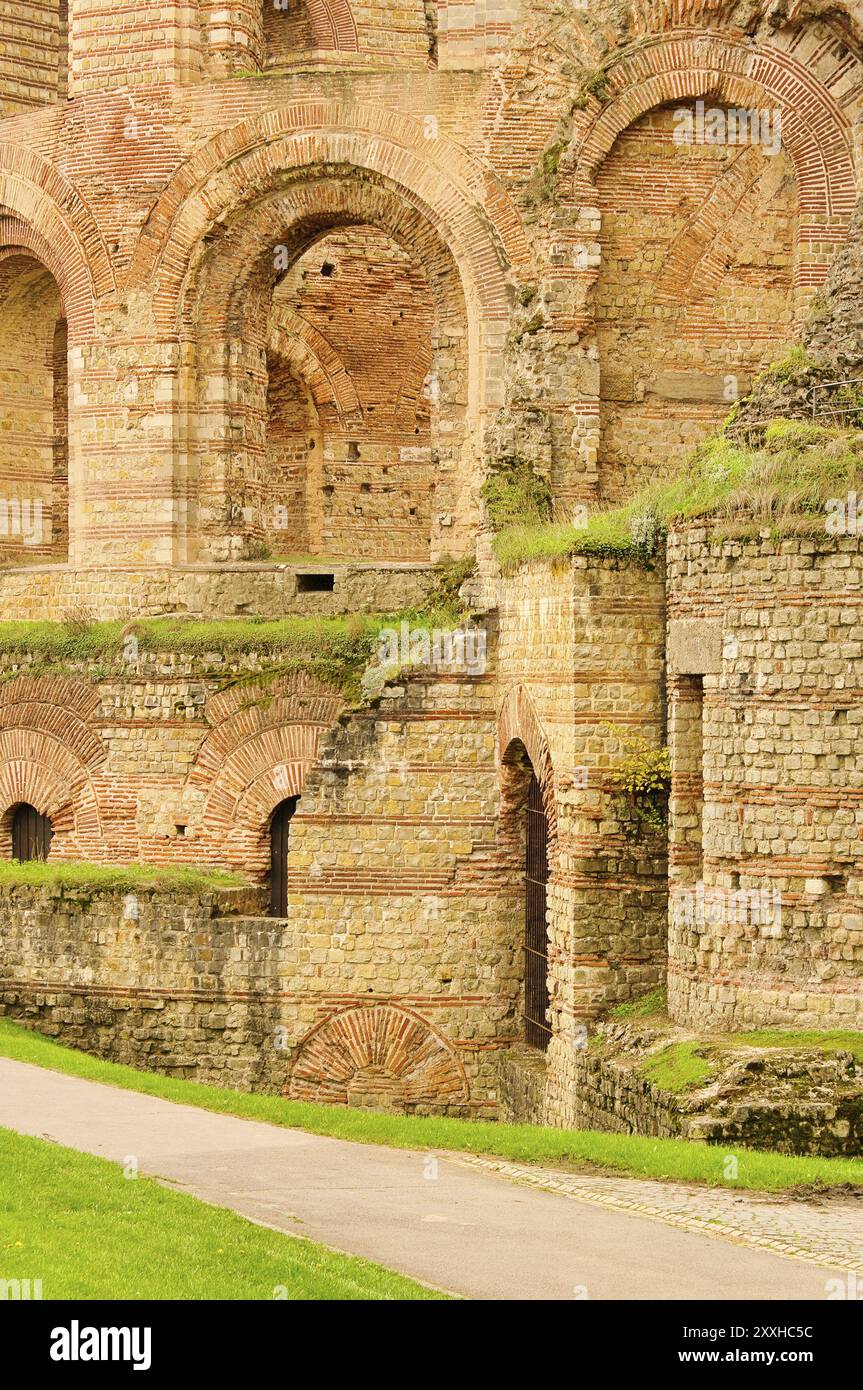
495,554,668,1126
667,527,863,1033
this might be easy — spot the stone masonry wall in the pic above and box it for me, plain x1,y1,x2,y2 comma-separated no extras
0,640,520,1114
499,1023,863,1156
0,561,435,621
667,528,863,1033
495,554,668,1126
0,863,514,1110
0,883,295,1090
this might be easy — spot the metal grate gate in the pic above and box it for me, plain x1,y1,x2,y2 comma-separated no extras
524,771,551,1050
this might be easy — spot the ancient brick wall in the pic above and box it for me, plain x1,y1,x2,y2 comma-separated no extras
667,528,863,1032
0,644,519,1112
495,555,668,1125
1,1,863,1122
1,2,857,589
596,103,798,500
0,1,66,115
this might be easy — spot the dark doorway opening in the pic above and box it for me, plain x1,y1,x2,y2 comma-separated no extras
524,770,551,1050
12,803,53,862
270,797,299,918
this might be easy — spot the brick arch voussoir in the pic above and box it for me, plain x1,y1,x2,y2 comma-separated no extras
236,763,308,824
287,1003,469,1105
0,676,106,771
0,152,115,340
655,142,772,303
575,37,856,224
307,0,358,51
268,309,362,420
499,684,558,856
195,722,324,835
0,727,100,839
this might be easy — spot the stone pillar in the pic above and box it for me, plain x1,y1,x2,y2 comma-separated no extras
68,331,183,568
200,1,265,75
68,0,202,94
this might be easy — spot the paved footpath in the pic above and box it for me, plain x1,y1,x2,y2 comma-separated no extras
1,1057,861,1301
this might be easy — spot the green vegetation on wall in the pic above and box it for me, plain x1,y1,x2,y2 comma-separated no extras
0,563,476,703
0,860,245,895
493,418,863,573
604,726,671,834
481,459,552,532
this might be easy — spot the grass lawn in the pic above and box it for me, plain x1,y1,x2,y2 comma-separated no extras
2,1018,863,1193
0,1126,444,1300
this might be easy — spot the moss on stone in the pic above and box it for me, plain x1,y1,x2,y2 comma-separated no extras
0,601,475,703
611,987,667,1020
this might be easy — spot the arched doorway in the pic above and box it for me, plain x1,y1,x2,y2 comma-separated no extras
0,253,69,560
524,769,550,1050
11,803,53,862
270,797,299,918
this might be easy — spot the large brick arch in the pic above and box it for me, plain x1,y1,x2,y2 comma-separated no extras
0,146,114,341
190,674,345,863
288,1004,470,1107
128,103,528,398
498,684,558,858
574,34,858,281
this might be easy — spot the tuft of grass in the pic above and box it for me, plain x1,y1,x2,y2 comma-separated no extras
641,1043,714,1094
0,860,245,894
494,421,863,573
0,1126,444,1300
481,461,552,532
3,1019,863,1191
611,987,667,1020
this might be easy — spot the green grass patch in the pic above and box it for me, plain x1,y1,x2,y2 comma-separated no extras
641,1042,714,1094
610,987,667,1019
2,1019,863,1192
0,1126,443,1300
638,1029,863,1096
494,419,863,573
0,860,245,895
0,600,473,701
722,1030,863,1065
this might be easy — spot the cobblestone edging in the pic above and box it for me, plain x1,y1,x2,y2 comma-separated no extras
457,1155,863,1278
